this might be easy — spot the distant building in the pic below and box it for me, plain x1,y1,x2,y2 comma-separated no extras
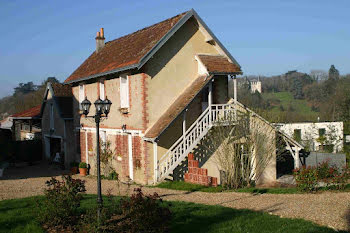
250,78,262,93
0,117,13,130
10,105,42,141
274,122,343,153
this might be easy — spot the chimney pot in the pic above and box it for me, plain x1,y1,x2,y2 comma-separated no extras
95,28,105,53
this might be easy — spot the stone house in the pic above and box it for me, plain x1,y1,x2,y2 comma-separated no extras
275,122,343,153
40,82,76,168
64,9,301,185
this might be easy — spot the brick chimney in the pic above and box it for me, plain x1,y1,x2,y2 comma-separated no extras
95,28,105,53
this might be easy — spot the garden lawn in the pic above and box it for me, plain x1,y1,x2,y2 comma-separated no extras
155,181,350,194
0,195,346,233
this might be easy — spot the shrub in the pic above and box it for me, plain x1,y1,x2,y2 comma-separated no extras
117,188,171,233
294,162,350,192
79,162,87,168
332,165,350,190
80,188,171,233
101,170,119,180
316,161,338,186
293,166,318,192
37,175,86,228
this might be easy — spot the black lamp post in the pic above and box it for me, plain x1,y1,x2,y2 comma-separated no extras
81,96,112,219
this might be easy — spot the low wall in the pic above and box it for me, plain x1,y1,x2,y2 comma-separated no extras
305,152,346,169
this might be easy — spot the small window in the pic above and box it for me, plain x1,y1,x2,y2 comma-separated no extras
293,129,301,142
99,81,105,100
120,75,129,108
79,84,85,110
319,128,326,137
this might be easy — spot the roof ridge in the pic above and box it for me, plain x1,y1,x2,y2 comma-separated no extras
106,10,189,45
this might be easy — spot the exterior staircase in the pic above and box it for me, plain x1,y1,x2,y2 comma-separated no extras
156,103,237,182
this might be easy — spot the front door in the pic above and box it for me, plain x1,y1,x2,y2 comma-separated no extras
50,137,61,160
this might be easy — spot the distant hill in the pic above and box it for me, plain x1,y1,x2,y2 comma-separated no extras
232,66,350,123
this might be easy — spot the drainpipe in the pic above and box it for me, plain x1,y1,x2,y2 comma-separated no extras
208,80,213,125
233,75,237,120
153,141,158,184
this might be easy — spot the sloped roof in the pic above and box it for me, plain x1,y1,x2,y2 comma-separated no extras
65,11,188,83
65,9,242,84
198,54,241,74
51,83,72,97
144,75,213,138
11,105,41,119
40,82,73,119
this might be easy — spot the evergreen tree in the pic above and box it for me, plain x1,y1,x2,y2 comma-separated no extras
328,65,340,80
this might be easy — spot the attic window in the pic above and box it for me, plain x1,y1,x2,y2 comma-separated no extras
120,75,129,109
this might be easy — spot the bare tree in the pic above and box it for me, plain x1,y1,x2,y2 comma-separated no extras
203,109,281,189
310,70,328,82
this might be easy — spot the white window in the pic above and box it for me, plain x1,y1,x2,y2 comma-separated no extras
79,84,85,110
50,104,54,130
101,130,106,143
100,130,107,149
99,81,105,100
120,75,129,108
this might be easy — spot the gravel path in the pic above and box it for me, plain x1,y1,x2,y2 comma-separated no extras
1,165,349,231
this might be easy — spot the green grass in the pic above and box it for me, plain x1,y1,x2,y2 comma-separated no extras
0,195,346,233
156,181,299,194
155,181,350,194
262,91,319,120
156,181,225,192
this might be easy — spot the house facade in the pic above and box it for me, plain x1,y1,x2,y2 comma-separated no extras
40,82,76,168
64,9,302,185
274,122,343,153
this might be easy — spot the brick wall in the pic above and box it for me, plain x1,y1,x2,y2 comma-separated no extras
80,132,86,162
184,153,217,187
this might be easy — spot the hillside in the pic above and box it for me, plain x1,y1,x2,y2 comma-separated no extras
261,92,319,122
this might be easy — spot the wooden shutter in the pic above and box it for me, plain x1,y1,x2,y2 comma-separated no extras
79,84,85,110
120,75,129,108
99,82,105,100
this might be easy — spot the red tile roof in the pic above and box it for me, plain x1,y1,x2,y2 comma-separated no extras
65,11,188,83
11,105,41,118
197,54,242,74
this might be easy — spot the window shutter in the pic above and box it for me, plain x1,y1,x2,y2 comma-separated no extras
120,75,129,108
79,85,85,110
99,82,105,100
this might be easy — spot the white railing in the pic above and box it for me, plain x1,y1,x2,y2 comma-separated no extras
157,103,237,181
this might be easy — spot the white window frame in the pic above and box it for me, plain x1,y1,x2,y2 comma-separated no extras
79,84,85,110
120,75,129,108
99,81,105,100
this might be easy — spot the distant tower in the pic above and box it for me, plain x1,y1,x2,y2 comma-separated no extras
250,76,262,93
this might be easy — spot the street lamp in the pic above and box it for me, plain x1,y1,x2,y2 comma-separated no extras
81,96,112,219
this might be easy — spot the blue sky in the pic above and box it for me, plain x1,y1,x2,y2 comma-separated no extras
0,0,349,97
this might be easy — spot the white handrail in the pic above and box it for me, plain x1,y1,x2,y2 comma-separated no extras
157,103,237,181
